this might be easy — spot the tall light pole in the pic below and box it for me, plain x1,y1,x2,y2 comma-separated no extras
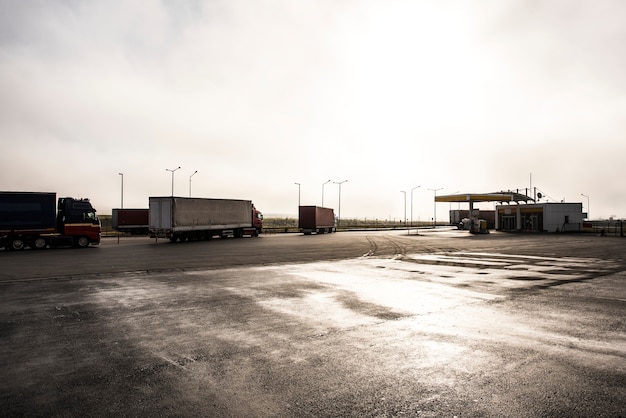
410,185,420,230
334,180,347,227
581,193,590,220
189,170,197,197
321,180,331,207
428,187,443,227
401,190,407,234
118,173,124,208
294,183,301,207
166,166,181,196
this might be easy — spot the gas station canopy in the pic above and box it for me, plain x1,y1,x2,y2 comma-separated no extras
435,192,534,204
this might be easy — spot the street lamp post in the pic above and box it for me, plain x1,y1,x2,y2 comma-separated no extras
410,185,420,231
334,180,347,227
401,190,407,234
189,170,197,197
581,193,590,220
321,180,331,207
118,173,124,208
166,166,181,196
428,187,443,228
294,183,301,207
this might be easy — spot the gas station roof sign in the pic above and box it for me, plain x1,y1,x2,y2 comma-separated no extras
435,192,534,203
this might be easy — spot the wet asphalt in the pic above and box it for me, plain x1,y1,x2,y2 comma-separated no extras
0,230,625,417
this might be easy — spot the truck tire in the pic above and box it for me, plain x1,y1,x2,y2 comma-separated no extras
32,237,48,250
11,238,26,250
76,236,90,248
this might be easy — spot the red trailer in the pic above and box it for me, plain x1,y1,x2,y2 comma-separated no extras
298,206,336,235
112,208,149,235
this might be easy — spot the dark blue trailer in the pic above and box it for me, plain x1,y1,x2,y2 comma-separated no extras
0,192,56,232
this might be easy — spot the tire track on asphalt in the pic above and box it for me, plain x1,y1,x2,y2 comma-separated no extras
362,235,378,257
384,235,406,258
362,234,407,258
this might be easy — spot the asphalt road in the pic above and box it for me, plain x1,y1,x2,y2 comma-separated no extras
1,230,625,417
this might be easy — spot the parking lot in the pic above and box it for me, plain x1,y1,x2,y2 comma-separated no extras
1,230,625,417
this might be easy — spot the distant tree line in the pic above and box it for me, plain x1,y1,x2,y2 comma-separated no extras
262,217,437,233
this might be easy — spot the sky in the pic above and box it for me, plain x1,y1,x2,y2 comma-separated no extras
1,0,625,221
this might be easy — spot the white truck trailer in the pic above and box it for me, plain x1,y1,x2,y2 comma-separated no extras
149,197,263,243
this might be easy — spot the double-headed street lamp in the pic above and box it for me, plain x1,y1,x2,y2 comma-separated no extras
189,170,198,197
334,180,347,227
166,166,181,196
428,187,443,227
410,185,420,230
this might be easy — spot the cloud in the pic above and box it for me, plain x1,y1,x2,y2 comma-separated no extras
1,0,625,219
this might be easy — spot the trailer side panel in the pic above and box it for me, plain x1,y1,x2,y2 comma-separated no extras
0,192,56,232
172,198,252,229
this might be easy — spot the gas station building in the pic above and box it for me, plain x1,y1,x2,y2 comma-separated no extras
435,192,584,233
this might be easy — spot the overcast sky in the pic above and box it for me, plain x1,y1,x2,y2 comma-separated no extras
1,0,624,221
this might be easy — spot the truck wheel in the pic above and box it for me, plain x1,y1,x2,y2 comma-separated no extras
76,236,90,248
33,237,48,250
11,238,26,250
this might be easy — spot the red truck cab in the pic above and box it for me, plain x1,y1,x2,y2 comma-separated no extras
252,204,264,235
57,197,101,246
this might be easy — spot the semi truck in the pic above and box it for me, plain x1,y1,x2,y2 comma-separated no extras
149,196,263,242
299,206,336,235
0,191,101,250
112,208,149,235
